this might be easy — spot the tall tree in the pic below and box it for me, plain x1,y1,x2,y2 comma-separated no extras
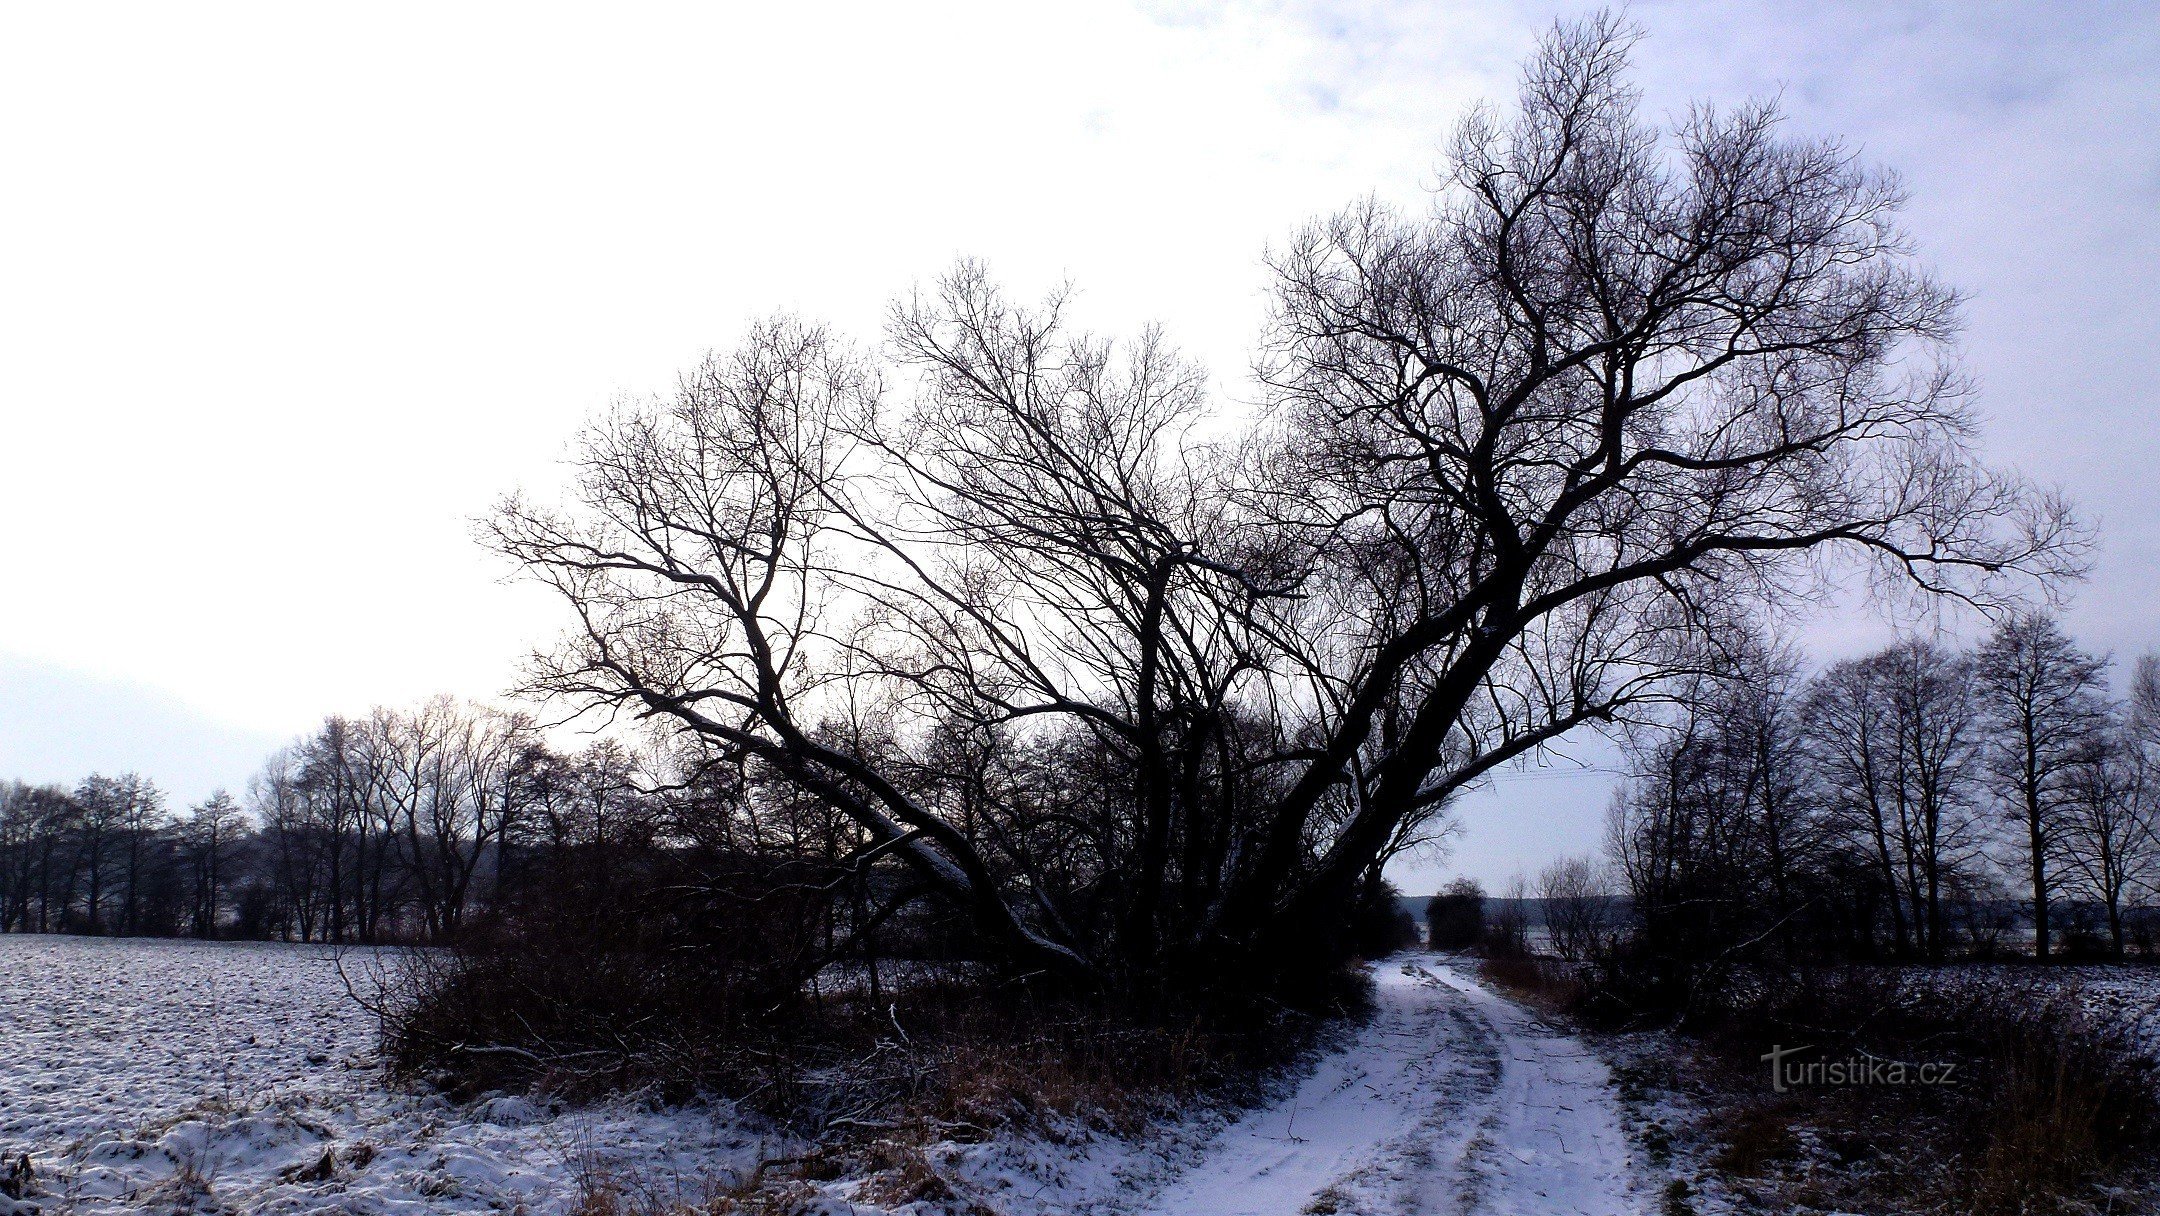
1973,612,2110,959
2058,727,2156,957
486,16,2080,991
72,774,142,933
180,790,247,938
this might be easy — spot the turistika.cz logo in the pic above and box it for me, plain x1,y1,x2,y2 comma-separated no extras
1761,1044,1959,1092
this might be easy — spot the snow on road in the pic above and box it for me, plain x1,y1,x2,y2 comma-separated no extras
1125,958,1644,1216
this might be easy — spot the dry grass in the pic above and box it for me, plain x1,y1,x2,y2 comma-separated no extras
1475,952,1588,1016
1707,1103,1797,1178
1605,966,2160,1215
1951,987,2160,1215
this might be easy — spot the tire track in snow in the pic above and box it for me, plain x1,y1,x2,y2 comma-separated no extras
1420,960,1644,1215
1133,957,1644,1216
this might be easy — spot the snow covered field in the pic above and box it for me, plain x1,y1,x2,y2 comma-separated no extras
0,937,1658,1215
2033,965,2160,1056
0,936,776,1215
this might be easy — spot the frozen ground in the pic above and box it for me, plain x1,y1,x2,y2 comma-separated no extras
880,958,1648,1216
0,937,1653,1215
0,936,778,1215
2037,965,2160,1056
1126,959,1644,1216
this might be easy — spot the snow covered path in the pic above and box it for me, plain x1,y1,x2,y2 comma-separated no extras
1132,958,1645,1216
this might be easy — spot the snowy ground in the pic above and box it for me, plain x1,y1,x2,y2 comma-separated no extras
0,936,780,1215
0,937,1653,1215
869,958,1648,1216
1125,959,1644,1216
2022,964,2160,1056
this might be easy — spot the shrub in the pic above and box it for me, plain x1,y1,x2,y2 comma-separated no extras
381,841,1367,1133
1483,876,1532,960
380,845,833,1102
1425,879,1485,951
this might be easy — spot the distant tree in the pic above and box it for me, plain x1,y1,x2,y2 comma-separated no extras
2058,730,2156,957
252,752,324,941
21,785,80,932
371,700,539,940
1484,874,1532,960
0,784,37,931
295,716,371,942
1426,878,1486,951
1802,640,1986,960
1539,855,1612,964
1973,613,2111,959
180,790,247,938
114,774,167,934
1611,638,1827,983
72,774,153,933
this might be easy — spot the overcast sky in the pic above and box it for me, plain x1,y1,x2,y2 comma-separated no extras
2,2,2154,891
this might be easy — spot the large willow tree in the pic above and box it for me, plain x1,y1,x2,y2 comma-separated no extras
489,17,2081,995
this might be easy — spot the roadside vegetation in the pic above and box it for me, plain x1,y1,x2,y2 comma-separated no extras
1443,605,2160,1214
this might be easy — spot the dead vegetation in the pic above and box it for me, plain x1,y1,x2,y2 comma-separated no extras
381,904,1367,1211
1580,963,2160,1215
386,922,1352,1129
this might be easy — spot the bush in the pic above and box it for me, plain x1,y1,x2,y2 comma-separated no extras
1483,876,1532,960
381,841,1370,1133
380,840,838,1101
1425,879,1485,951
389,929,1353,1137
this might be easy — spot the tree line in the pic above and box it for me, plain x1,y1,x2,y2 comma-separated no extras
1596,614,2160,999
0,700,649,942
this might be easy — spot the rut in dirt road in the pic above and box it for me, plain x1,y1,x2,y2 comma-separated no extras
1135,957,1647,1216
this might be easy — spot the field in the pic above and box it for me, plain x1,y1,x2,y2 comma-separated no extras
0,936,773,1215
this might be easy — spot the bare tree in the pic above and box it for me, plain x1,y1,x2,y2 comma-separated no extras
0,784,41,931
1220,13,2077,971
179,790,246,938
1538,855,1612,963
1802,640,1990,959
485,17,2079,992
72,774,143,933
2058,728,2157,957
1973,612,2111,959
252,751,323,940
1609,642,1829,993
1803,654,1911,953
